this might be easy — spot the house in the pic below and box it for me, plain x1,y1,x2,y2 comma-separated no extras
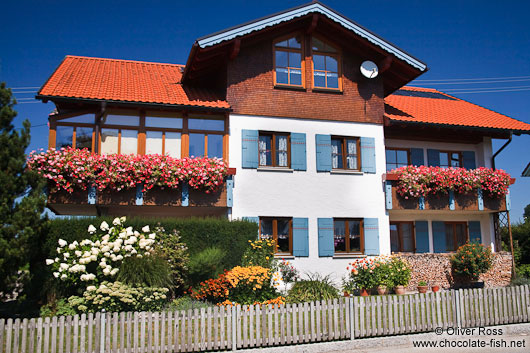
36,2,530,280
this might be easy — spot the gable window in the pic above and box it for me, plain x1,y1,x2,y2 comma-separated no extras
259,132,290,167
440,151,462,168
331,136,360,170
386,148,410,171
334,218,363,253
445,222,468,251
259,217,292,255
312,37,341,90
390,221,415,253
274,35,303,87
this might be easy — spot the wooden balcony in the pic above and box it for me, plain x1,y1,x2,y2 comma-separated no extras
384,173,511,212
47,177,234,217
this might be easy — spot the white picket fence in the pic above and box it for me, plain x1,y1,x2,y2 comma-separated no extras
1,285,529,352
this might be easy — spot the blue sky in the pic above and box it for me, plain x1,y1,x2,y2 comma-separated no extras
2,0,529,220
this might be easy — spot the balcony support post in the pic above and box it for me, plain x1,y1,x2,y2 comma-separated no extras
507,211,517,279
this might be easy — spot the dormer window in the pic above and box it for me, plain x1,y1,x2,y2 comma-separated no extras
274,35,303,87
312,37,341,90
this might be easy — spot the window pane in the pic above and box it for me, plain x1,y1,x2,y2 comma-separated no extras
100,129,119,155
259,135,272,166
312,37,326,51
455,224,467,248
314,71,326,87
386,149,397,164
277,219,290,253
397,150,408,165
327,72,339,88
331,139,343,169
290,70,302,85
146,131,163,155
121,130,138,155
275,39,288,48
440,152,449,167
346,139,357,169
145,117,183,129
287,36,301,48
75,127,93,150
327,56,338,72
401,223,414,252
276,68,289,84
390,224,399,253
451,153,461,167
165,132,181,158
61,114,95,124
56,126,73,149
288,52,301,68
349,220,361,252
260,219,273,240
276,135,288,167
313,55,325,70
334,220,346,252
189,133,205,157
188,118,224,131
103,114,139,126
276,50,288,67
207,134,223,159
445,223,455,251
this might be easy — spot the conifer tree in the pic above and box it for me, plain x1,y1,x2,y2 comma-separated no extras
0,82,46,297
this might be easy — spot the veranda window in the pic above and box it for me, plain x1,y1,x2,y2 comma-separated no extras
390,221,415,253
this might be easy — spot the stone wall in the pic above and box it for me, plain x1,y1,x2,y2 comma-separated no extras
399,252,512,290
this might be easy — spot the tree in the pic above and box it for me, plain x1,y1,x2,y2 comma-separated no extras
0,82,46,298
524,204,530,221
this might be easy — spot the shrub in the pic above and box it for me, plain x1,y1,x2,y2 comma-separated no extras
151,228,188,292
69,281,169,313
510,277,530,286
188,247,226,285
168,297,213,311
278,259,299,285
347,256,392,290
286,274,339,303
117,255,173,288
387,257,412,287
517,264,530,279
39,298,77,317
450,243,493,281
241,239,276,269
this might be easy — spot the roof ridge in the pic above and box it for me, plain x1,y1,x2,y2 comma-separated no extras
65,55,185,67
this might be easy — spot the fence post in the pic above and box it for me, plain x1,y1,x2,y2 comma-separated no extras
349,297,355,340
100,310,106,353
455,290,462,328
231,305,237,351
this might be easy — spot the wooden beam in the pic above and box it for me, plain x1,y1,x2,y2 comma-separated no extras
379,56,393,74
306,14,318,34
229,39,241,60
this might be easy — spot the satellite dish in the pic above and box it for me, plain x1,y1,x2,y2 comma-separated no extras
360,61,379,78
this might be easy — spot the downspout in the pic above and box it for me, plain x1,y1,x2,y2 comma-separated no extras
491,132,512,170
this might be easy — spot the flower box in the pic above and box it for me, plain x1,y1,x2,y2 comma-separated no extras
189,184,227,207
97,188,138,206
48,187,89,205
143,186,182,206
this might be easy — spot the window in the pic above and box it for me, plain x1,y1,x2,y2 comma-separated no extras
56,125,94,150
259,217,292,255
440,151,462,168
331,136,360,170
259,132,290,167
312,37,340,90
274,35,303,86
390,222,415,253
145,114,183,157
386,148,410,171
188,117,225,159
100,128,138,155
445,222,468,251
334,218,363,253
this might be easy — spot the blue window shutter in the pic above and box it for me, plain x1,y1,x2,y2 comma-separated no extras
315,134,331,172
410,148,424,166
290,133,307,171
427,149,440,167
462,151,476,169
363,218,380,255
293,218,309,257
360,137,376,173
181,184,189,207
241,129,258,169
468,221,482,244
415,221,429,253
432,221,446,253
317,218,334,257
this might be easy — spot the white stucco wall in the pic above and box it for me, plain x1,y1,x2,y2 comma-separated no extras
229,114,388,281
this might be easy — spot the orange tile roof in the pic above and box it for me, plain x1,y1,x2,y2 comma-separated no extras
38,56,229,109
385,86,530,133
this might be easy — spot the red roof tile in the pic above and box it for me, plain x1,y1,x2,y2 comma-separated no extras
38,56,229,109
385,86,530,132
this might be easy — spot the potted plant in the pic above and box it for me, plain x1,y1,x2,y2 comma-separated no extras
388,257,411,295
450,243,493,288
342,278,356,297
417,280,428,294
347,257,387,297
432,284,440,292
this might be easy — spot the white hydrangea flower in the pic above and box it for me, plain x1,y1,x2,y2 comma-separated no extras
75,250,82,257
103,267,111,276
101,245,110,253
102,234,110,242
53,272,60,278
110,268,119,276
126,227,134,236
100,221,109,231
91,248,99,256
99,262,107,269
45,259,54,265
56,247,62,254
58,239,67,247
120,216,126,223
142,225,150,233
112,217,121,226
60,263,69,271
87,285,96,291
90,254,97,262
61,274,67,279
116,254,123,261
148,233,156,240
88,224,97,234
54,257,59,262
63,252,70,258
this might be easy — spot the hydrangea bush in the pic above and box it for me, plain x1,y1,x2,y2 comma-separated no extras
391,166,511,199
27,147,228,193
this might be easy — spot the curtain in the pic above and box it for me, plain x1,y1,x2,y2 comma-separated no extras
259,139,268,166
331,143,339,169
346,140,357,169
277,135,288,167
